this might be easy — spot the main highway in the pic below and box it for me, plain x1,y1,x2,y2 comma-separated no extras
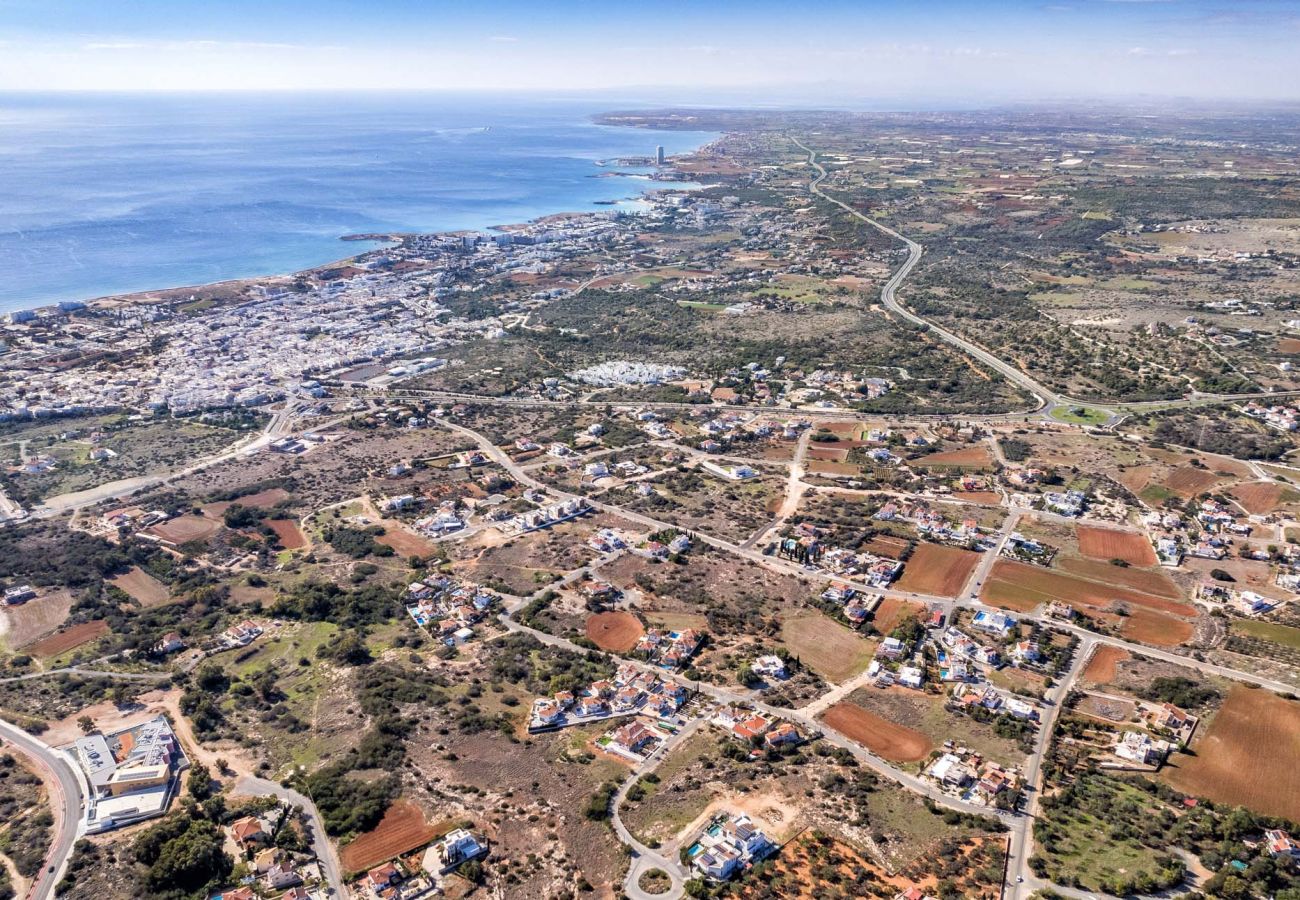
0,718,85,900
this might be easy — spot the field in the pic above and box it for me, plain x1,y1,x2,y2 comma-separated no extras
201,487,290,517
780,612,875,682
894,543,980,598
980,560,1194,646
1229,481,1287,515
0,590,73,649
1231,618,1300,651
1081,645,1130,685
28,620,109,657
338,799,451,875
373,523,439,558
144,514,221,545
952,491,1002,505
821,701,932,762
1161,686,1300,821
584,611,644,653
1121,609,1195,645
872,597,926,635
1075,525,1156,567
109,566,171,607
865,534,911,559
1162,467,1222,498
267,518,307,550
912,446,993,470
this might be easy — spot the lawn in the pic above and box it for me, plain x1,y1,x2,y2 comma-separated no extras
780,611,876,682
1050,406,1111,426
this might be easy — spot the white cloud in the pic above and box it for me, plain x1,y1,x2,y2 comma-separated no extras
488,35,519,43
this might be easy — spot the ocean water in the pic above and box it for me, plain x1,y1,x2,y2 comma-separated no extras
0,93,715,312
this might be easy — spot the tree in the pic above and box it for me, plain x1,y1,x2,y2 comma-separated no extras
187,763,214,801
76,715,95,734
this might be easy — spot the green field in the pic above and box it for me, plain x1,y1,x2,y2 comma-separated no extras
781,612,875,682
1050,405,1111,426
1232,618,1300,651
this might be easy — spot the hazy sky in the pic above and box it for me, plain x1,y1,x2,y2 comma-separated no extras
2,0,1298,101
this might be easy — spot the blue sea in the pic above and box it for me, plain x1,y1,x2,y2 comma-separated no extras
0,93,715,313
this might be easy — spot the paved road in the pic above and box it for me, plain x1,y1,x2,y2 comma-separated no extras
0,667,172,685
232,775,346,898
0,718,85,900
791,136,1062,414
612,718,704,900
1004,636,1096,900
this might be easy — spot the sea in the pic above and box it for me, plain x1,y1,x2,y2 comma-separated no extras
0,93,716,313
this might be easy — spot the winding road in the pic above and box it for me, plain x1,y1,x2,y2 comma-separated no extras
0,718,85,900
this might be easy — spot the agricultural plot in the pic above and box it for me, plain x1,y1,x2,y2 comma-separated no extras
847,686,1029,768
109,566,171,607
1081,646,1130,685
912,446,994,471
780,611,876,682
266,518,307,549
821,701,932,763
339,799,450,875
894,542,980,598
200,486,290,517
0,589,73,649
28,620,109,657
1075,525,1156,567
584,611,644,653
143,514,222,545
980,560,1195,645
1162,686,1300,821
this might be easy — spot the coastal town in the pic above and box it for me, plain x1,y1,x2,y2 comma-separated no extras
2,102,1300,900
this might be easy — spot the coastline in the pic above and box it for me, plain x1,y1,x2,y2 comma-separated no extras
4,118,721,317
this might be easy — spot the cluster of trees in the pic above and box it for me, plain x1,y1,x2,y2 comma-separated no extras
1150,414,1293,460
132,805,233,898
488,632,615,696
324,525,395,559
1139,675,1220,710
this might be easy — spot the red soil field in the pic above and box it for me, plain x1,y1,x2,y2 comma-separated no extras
980,560,1195,620
1163,467,1221,498
29,620,109,656
1076,526,1157,567
1162,686,1300,822
144,515,221,545
375,524,438,558
913,446,993,469
1117,466,1158,495
865,535,911,559
267,519,307,550
952,491,1002,505
110,566,171,607
822,702,932,762
1230,482,1284,515
585,611,645,653
1279,338,1300,355
872,598,926,635
807,445,851,462
895,543,980,598
1081,645,1129,684
1121,609,1195,646
808,460,860,477
201,487,291,518
339,799,451,875
1055,557,1183,601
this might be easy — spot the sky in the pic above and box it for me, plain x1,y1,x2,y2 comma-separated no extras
1,0,1298,102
